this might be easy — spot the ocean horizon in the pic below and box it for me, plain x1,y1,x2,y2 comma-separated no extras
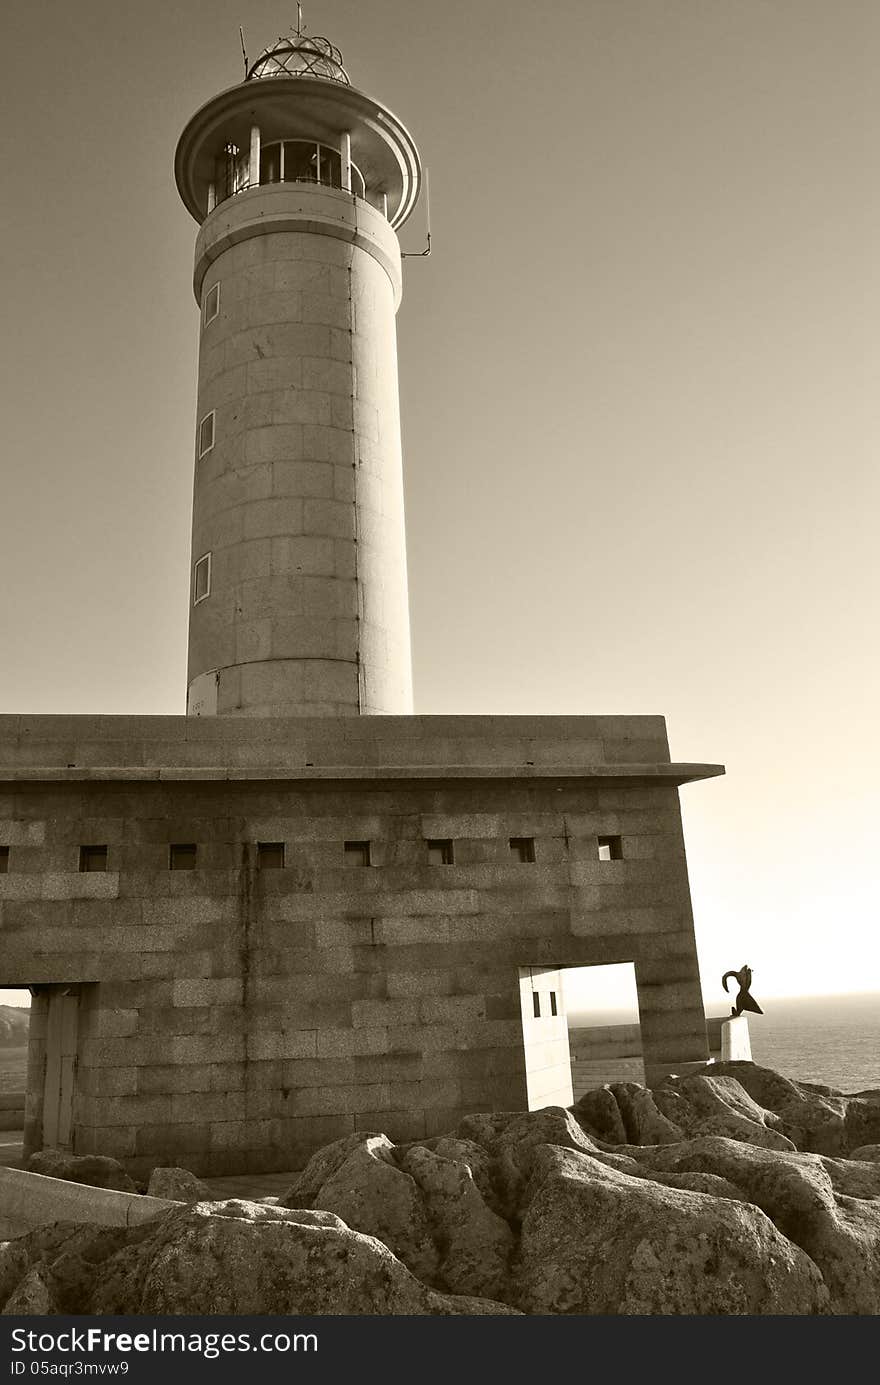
568,989,880,1094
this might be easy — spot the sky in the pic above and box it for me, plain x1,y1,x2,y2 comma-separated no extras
1,0,878,1013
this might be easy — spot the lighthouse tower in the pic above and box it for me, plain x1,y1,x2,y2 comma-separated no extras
175,26,421,718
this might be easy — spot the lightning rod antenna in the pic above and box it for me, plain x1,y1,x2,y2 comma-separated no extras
239,26,248,77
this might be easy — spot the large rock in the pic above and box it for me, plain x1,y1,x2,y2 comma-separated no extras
2,1267,59,1315
0,1202,517,1315
309,1139,440,1283
513,1144,828,1314
630,1135,880,1313
571,1085,628,1145
399,1144,514,1300
146,1167,212,1203
26,1150,138,1193
701,1063,850,1154
653,1075,796,1151
610,1083,685,1145
850,1145,880,1163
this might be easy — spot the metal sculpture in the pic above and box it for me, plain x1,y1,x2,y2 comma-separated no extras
722,964,763,1018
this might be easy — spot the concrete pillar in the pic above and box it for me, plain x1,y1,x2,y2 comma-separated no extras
721,1016,752,1061
341,132,352,192
249,125,260,189
186,185,413,717
207,182,216,214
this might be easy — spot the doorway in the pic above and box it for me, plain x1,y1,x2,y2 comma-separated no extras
562,962,645,1098
0,988,29,1166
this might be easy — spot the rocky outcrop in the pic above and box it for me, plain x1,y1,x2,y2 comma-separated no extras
2,1068,878,1315
1,1201,517,1316
26,1151,138,1194
145,1167,212,1203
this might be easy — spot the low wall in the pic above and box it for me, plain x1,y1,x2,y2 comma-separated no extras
0,1166,179,1240
0,1093,25,1131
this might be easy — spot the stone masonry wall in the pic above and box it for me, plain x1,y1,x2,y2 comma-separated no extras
0,714,719,1176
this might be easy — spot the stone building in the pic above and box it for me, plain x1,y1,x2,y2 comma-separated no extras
0,27,723,1177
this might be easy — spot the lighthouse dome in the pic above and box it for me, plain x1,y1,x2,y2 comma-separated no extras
246,33,350,85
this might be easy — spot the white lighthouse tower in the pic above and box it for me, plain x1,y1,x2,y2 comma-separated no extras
175,24,421,718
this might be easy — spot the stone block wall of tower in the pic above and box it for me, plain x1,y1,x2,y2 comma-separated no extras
0,714,717,1176
187,187,412,718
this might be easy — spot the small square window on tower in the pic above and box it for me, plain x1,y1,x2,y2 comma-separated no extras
509,836,536,864
426,838,454,865
169,843,197,870
0,846,9,874
193,553,211,605
597,835,623,861
258,842,285,869
532,992,541,1018
198,410,215,457
79,845,108,873
203,282,220,326
344,840,371,867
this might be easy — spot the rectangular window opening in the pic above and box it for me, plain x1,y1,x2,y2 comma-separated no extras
550,990,558,1016
426,838,454,865
258,842,285,869
198,411,215,457
79,845,108,873
532,992,541,1018
169,843,197,871
344,840,371,867
203,282,220,326
597,835,623,861
193,552,212,605
0,846,9,874
509,836,536,864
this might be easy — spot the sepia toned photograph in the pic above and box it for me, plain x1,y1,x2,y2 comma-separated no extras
0,0,878,1357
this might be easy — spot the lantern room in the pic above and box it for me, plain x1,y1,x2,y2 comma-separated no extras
174,30,421,229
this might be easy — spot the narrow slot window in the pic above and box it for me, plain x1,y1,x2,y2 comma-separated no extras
198,411,215,457
532,992,541,1019
549,991,558,1017
426,838,454,865
193,553,211,605
597,835,623,861
79,845,108,873
203,282,220,326
258,842,285,869
0,846,9,874
344,840,371,867
169,843,197,871
509,836,536,864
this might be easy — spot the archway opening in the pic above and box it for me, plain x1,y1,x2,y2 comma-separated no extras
0,987,30,1167
563,962,645,1098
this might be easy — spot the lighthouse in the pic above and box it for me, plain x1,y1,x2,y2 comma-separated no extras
174,25,421,718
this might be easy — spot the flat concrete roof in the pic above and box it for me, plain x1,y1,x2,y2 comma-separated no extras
0,715,724,788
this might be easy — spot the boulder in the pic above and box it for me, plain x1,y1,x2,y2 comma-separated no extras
146,1167,213,1202
26,1150,138,1193
702,1063,849,1154
570,1085,628,1145
513,1144,828,1314
398,1144,514,1300
850,1145,880,1163
86,1200,510,1315
279,1130,385,1207
653,1075,796,1152
2,1266,59,1316
610,1083,684,1145
0,1242,29,1309
304,1137,440,1284
628,1135,880,1313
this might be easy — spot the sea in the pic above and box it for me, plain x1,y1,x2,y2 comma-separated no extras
568,991,880,1095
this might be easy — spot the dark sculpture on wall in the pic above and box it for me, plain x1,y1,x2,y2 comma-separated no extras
722,964,763,1018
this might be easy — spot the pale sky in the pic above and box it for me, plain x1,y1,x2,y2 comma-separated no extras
1,0,878,1011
